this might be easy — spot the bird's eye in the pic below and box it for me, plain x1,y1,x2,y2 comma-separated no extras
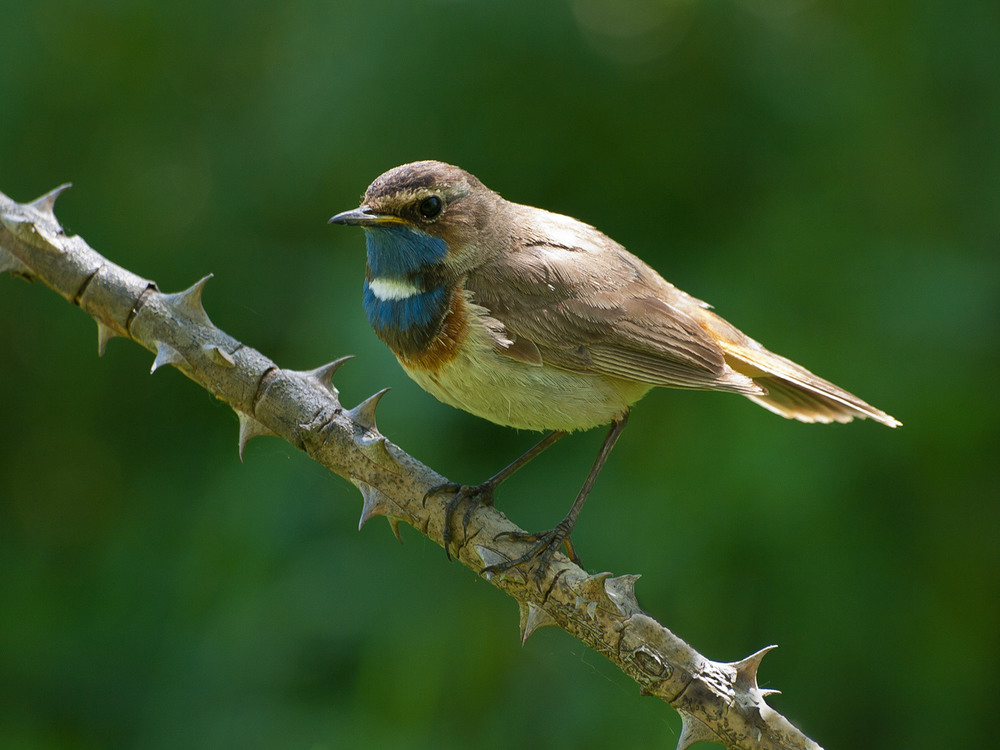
417,195,443,220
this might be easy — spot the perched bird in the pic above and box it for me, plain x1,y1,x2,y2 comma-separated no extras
330,160,899,577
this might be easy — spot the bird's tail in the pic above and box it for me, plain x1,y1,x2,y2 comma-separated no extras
699,311,901,427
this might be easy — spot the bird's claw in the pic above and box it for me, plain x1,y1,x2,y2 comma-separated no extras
480,521,579,587
423,481,496,560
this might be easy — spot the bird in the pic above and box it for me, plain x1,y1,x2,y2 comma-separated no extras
330,160,899,579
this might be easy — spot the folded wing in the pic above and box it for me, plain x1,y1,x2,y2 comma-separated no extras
465,219,762,396
465,208,899,427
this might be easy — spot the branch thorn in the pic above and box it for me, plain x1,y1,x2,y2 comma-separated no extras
353,479,392,531
730,644,779,693
203,343,235,368
675,710,718,750
150,340,184,372
605,573,642,616
28,183,72,224
347,387,390,433
577,571,616,613
301,355,354,396
518,601,558,645
386,516,403,543
236,410,277,461
97,320,120,357
162,274,214,327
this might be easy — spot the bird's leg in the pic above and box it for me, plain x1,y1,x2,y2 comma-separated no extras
483,413,629,584
424,430,566,560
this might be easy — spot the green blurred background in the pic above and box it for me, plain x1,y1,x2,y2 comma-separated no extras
2,1,998,748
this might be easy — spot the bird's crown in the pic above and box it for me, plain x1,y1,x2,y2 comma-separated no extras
363,160,482,219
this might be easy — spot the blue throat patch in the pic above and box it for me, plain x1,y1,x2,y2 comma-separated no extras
361,226,452,356
364,225,447,277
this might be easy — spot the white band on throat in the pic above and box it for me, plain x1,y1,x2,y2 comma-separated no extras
368,276,422,301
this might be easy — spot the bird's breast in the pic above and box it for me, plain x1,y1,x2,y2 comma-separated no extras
392,286,471,372
395,291,651,432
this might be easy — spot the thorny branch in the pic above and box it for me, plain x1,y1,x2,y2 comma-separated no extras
1,185,822,750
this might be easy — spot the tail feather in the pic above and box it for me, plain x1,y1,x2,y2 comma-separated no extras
696,312,900,428
726,341,900,427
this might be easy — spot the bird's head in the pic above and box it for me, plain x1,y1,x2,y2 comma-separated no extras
330,160,506,280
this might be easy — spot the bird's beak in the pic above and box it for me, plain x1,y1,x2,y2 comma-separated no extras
328,206,402,226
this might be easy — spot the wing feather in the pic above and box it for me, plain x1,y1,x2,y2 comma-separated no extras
464,211,761,395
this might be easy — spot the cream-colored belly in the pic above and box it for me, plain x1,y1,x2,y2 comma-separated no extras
400,345,651,432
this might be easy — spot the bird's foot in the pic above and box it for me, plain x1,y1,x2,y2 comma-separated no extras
481,520,580,587
423,481,497,560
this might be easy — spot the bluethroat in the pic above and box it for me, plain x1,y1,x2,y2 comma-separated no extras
330,161,899,578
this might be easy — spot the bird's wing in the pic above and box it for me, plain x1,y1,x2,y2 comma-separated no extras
465,228,761,395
